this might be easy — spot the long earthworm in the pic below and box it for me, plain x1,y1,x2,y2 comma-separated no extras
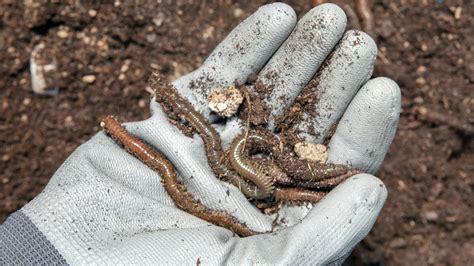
101,116,259,237
151,74,270,200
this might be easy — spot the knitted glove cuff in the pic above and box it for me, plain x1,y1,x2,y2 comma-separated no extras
0,211,66,265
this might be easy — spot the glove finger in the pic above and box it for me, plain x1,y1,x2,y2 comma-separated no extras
123,105,273,232
229,174,387,265
256,3,347,129
328,77,401,174
172,3,296,116
293,30,377,143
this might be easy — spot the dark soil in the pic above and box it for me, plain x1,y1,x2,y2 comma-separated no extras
1,1,472,265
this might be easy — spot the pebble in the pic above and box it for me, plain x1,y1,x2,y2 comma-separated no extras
23,98,31,106
1,177,9,184
138,99,146,108
416,65,427,74
389,237,407,249
120,60,130,72
233,8,244,18
57,29,69,38
202,26,215,40
88,9,97,17
64,115,74,127
153,12,165,27
30,43,59,96
421,43,428,51
20,114,28,123
2,154,10,162
424,211,439,221
416,77,426,85
294,142,328,163
146,33,157,43
82,75,96,84
454,6,462,20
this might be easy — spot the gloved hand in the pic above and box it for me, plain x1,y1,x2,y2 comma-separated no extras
2,3,401,264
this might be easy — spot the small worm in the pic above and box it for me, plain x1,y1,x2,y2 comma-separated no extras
275,169,361,189
274,188,326,203
275,155,350,182
229,133,275,197
151,75,270,200
101,116,259,237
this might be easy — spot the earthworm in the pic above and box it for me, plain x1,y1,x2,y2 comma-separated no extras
274,188,326,203
101,116,258,237
276,169,361,189
253,159,328,203
275,155,350,182
151,75,270,199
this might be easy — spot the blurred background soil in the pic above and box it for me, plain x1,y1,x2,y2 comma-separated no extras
1,0,472,264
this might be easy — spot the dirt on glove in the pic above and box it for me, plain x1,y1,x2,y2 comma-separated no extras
0,1,472,265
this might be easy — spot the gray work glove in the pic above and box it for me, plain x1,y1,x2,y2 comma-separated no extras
7,3,401,264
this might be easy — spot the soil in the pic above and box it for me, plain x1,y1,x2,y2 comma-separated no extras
1,0,473,265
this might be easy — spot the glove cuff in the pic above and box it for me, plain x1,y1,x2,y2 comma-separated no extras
0,211,66,265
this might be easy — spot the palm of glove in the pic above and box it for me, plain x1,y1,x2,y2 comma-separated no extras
22,3,400,264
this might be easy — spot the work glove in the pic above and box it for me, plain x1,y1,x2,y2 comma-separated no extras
1,3,401,264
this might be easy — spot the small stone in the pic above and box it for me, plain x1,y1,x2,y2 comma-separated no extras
424,211,439,221
64,115,74,127
207,86,244,118
233,8,244,18
23,98,31,106
389,237,407,249
30,43,59,96
138,99,146,108
120,60,130,72
202,26,214,40
20,114,28,122
2,154,10,162
1,176,9,184
118,73,125,80
294,142,328,163
413,96,424,104
146,33,157,43
416,77,426,85
454,6,462,19
421,43,428,51
82,75,96,84
416,65,427,74
153,12,165,27
57,29,69,38
88,9,97,17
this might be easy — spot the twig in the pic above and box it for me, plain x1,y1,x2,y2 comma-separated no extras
355,0,375,38
416,106,474,135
